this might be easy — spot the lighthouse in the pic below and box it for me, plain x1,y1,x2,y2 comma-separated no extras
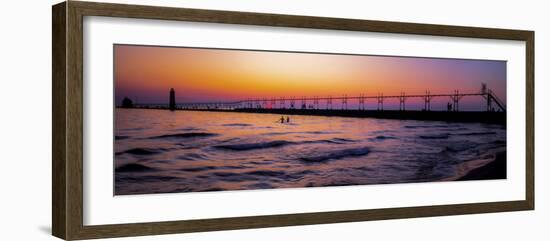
169,88,176,111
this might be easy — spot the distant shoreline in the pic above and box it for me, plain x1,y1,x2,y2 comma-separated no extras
117,107,506,125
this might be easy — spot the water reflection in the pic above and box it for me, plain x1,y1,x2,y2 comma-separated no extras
115,109,506,195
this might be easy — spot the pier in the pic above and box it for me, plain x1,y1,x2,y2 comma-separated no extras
123,84,506,124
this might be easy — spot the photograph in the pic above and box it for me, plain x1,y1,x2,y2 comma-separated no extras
113,44,507,195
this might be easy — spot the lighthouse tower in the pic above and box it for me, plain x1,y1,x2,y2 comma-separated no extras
169,88,176,111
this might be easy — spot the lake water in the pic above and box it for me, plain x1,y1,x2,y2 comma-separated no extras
114,108,506,195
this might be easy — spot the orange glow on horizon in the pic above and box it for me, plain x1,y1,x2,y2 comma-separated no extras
115,45,506,104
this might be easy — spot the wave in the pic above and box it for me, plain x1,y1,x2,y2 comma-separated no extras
201,187,226,192
214,138,356,151
176,153,209,160
210,172,260,182
373,135,397,140
180,166,217,172
263,130,339,136
404,124,457,129
246,160,274,165
418,134,450,139
214,140,293,151
180,165,246,172
150,132,217,139
246,170,286,177
300,147,370,163
116,175,178,182
117,147,165,156
207,169,313,184
222,123,252,127
120,127,146,131
456,131,497,136
116,163,156,172
441,142,479,153
418,131,496,140
262,131,297,136
115,135,129,140
304,131,341,135
282,170,319,180
175,143,200,150
304,138,356,145
246,182,274,189
175,127,203,131
328,137,356,143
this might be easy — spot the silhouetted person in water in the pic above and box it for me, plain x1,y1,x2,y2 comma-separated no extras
286,116,290,123
280,116,285,123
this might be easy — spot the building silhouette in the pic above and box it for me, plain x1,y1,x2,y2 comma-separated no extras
169,88,176,111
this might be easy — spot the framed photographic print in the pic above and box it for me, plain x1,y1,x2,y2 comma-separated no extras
52,1,534,240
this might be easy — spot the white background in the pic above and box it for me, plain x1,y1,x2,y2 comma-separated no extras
0,0,547,240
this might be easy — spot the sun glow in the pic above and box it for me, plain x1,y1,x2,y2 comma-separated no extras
115,45,506,105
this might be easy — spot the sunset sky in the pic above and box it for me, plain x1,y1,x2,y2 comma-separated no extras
114,44,506,110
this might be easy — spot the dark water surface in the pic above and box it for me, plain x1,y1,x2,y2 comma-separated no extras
114,109,506,195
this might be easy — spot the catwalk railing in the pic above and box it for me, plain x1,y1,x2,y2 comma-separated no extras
138,89,506,112
126,89,506,124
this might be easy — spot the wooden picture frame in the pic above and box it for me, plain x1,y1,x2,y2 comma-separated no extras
52,1,534,240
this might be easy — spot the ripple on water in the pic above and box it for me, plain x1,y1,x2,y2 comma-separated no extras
176,153,209,161
418,134,450,139
299,147,370,163
214,140,293,151
222,123,253,127
149,132,218,139
214,138,357,152
180,166,217,172
117,147,167,156
370,135,397,141
455,131,497,136
115,135,130,140
246,182,274,189
116,163,156,172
